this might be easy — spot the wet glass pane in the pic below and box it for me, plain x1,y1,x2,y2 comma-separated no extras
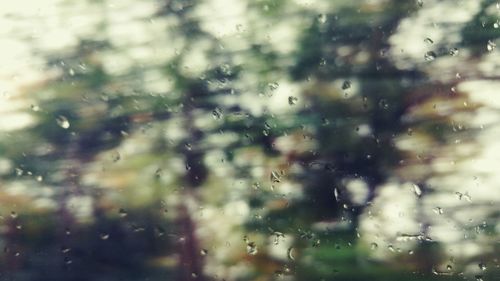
0,0,498,280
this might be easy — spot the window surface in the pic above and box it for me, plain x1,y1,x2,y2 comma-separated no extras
0,1,498,281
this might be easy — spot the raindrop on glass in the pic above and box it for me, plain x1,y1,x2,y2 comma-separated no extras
412,184,422,197
64,257,73,265
287,247,295,260
212,107,223,119
432,207,443,215
61,246,71,253
270,170,282,183
317,14,327,24
487,40,496,52
246,242,258,255
111,151,121,162
288,96,298,105
342,80,351,90
311,239,320,247
378,99,389,109
334,187,340,202
387,244,395,252
56,116,70,129
424,51,436,61
119,208,128,218
268,82,279,91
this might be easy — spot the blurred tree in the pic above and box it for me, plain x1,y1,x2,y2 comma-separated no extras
245,0,482,280
0,0,497,281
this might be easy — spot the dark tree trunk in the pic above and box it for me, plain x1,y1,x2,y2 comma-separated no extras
176,202,206,281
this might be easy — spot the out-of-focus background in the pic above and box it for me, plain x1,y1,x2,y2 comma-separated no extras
0,0,498,280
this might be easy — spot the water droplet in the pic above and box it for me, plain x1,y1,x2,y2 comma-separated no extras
61,246,71,253
15,168,23,176
212,107,223,119
219,64,232,76
432,207,443,214
408,250,414,255
417,0,424,7
200,249,208,256
118,208,128,217
312,239,321,247
155,227,166,237
270,170,282,183
378,99,389,109
288,96,298,105
252,182,261,190
342,80,351,90
370,243,378,250
475,275,483,281
185,143,192,151
317,14,327,24
387,244,395,252
447,264,453,271
36,175,43,182
412,184,422,197
478,263,486,271
111,151,121,162
487,40,496,52
99,233,110,240
191,272,198,278
69,68,75,76
131,227,145,237
56,116,70,129
424,38,434,44
273,232,285,245
424,51,436,61
268,82,279,91
30,104,40,111
287,247,295,260
64,256,72,265
246,242,258,255
10,211,18,219
449,48,459,56
274,270,284,278
455,192,472,202
333,187,340,201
